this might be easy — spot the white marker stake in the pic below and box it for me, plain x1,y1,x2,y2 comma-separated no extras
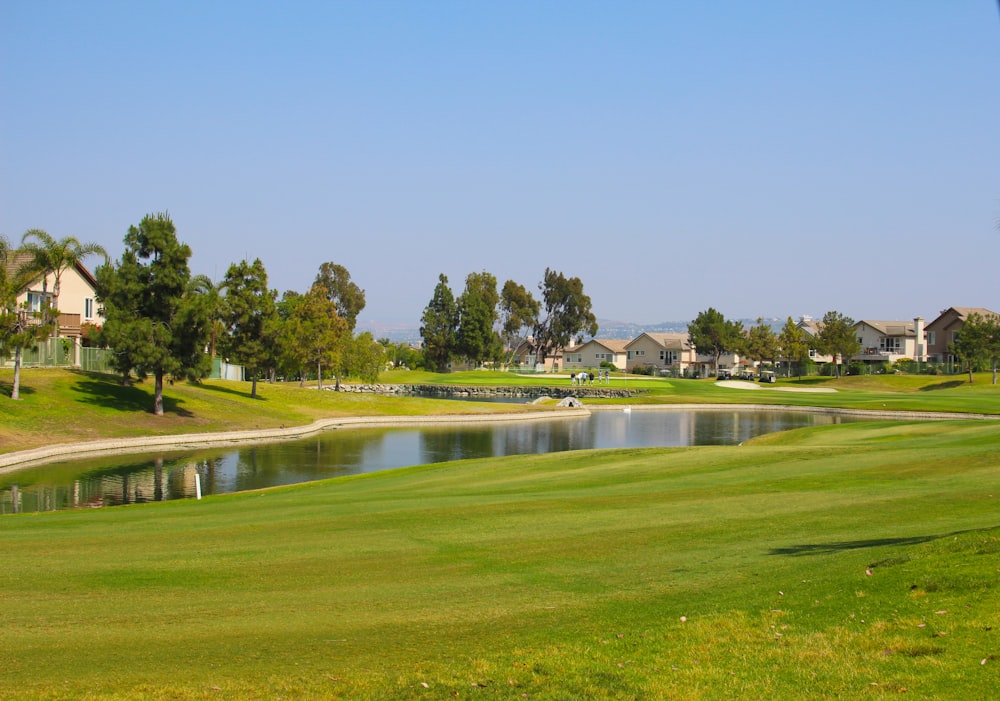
195,473,202,500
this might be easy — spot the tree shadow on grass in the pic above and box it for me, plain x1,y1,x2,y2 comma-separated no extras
193,381,268,401
0,380,36,399
768,528,986,557
72,377,193,417
917,380,966,391
786,377,836,387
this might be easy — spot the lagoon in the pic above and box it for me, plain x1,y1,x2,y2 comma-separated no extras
1,408,857,513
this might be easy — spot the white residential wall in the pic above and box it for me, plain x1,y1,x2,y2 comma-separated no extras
855,325,916,362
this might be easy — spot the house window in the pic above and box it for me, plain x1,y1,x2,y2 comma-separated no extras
26,292,46,312
928,331,936,346
879,337,900,352
84,298,94,319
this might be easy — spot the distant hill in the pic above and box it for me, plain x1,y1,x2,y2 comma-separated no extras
593,317,784,339
355,321,423,345
357,317,785,344
593,319,689,339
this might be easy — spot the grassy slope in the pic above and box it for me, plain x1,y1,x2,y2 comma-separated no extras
0,369,546,455
2,420,999,700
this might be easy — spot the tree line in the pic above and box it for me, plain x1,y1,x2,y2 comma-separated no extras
419,268,597,372
2,213,384,414
6,214,998,416
687,308,861,379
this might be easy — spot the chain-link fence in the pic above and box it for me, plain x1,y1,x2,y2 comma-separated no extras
0,338,114,373
78,346,116,374
1,339,243,380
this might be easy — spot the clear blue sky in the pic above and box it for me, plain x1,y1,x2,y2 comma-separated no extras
2,2,998,330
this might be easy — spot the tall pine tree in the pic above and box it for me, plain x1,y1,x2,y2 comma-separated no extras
220,258,277,399
420,274,458,372
95,213,211,415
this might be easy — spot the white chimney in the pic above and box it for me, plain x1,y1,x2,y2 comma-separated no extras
914,317,925,362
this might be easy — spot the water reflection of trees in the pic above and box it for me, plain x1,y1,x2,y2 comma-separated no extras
230,430,391,491
0,454,205,512
495,420,594,458
419,427,494,464
3,411,853,513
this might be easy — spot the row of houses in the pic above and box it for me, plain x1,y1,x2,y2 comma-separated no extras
517,308,998,377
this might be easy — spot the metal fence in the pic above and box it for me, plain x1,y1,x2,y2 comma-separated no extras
1,337,83,368
1,339,245,381
1,339,116,376
78,346,117,374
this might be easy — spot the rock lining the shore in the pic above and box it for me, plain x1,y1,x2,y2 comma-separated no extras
332,383,638,399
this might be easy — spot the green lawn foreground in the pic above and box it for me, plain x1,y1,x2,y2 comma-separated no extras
2,418,999,700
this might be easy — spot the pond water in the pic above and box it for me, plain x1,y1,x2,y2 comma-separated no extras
1,408,855,513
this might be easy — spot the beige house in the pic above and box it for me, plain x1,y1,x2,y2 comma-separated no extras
509,339,565,372
5,255,102,356
924,306,999,364
796,316,834,364
624,333,697,375
850,319,921,366
563,339,629,370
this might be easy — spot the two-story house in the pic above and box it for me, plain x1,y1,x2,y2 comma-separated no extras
563,339,629,371
796,316,834,364
851,319,920,368
924,306,1000,364
624,333,698,376
5,255,102,344
509,339,565,372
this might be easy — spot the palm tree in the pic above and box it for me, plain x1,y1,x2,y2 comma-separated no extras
0,234,10,297
18,229,108,327
188,274,228,363
1,234,56,399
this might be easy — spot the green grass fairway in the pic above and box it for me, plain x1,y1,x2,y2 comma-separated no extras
3,419,999,700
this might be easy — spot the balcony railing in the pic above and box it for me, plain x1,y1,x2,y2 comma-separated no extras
854,346,902,361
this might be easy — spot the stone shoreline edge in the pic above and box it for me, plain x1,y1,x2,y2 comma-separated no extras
2,403,997,476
